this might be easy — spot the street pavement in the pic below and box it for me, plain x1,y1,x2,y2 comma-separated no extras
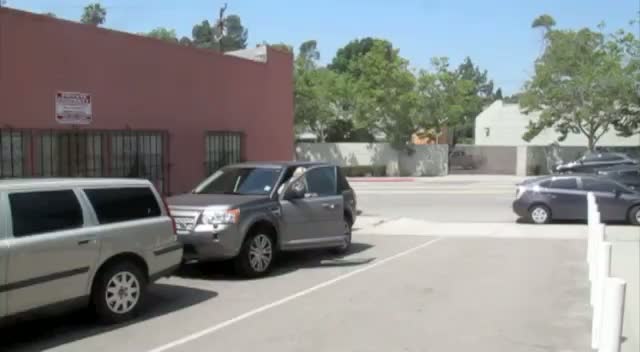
351,176,520,222
0,175,599,352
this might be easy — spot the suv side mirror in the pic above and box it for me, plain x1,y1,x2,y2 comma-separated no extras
614,189,622,198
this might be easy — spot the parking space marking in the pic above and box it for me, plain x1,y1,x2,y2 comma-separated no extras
146,237,443,352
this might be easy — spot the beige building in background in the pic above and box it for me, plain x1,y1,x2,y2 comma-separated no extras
475,101,640,147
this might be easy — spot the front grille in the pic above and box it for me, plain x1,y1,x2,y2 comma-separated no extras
174,216,196,232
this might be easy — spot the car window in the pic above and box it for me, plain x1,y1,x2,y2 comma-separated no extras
550,178,578,190
9,190,83,237
196,167,282,195
85,187,161,224
583,153,623,162
620,170,639,177
539,180,552,188
305,166,337,196
582,178,628,193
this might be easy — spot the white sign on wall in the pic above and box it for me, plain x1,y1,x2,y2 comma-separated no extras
55,91,92,124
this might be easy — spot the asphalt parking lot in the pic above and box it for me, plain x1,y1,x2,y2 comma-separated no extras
1,176,598,352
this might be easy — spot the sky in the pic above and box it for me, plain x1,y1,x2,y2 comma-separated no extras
5,0,640,95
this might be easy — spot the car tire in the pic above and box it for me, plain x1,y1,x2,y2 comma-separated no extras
233,230,275,278
628,206,640,225
529,204,551,224
91,261,147,324
330,216,353,255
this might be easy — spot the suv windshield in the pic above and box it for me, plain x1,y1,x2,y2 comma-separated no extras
195,167,282,195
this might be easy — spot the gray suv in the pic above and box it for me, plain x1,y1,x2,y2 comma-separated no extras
0,179,182,323
168,162,357,277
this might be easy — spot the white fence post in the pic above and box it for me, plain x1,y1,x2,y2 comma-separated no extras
598,278,626,352
591,242,612,349
587,192,597,265
589,220,604,287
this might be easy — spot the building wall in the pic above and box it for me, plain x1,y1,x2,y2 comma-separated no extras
0,8,294,193
295,143,448,176
475,101,640,147
449,145,518,175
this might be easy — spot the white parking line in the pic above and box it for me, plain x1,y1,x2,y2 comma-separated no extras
146,237,443,352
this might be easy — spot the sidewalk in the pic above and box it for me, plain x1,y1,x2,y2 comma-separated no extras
348,175,527,183
354,216,639,239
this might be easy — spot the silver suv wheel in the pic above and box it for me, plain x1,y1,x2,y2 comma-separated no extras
105,271,141,314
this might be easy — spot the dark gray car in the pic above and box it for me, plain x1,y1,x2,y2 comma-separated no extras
512,175,640,225
167,162,357,277
596,164,640,190
555,152,637,174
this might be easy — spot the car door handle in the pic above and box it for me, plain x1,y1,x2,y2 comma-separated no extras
322,203,336,210
78,238,96,246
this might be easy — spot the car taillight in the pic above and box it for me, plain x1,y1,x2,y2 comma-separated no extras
162,197,177,234
516,186,525,199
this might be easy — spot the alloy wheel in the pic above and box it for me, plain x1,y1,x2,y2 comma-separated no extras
531,207,549,224
249,234,273,272
105,271,141,315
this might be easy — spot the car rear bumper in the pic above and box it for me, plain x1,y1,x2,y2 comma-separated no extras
178,224,242,262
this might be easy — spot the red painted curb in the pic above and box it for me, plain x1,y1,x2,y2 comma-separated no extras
347,177,415,182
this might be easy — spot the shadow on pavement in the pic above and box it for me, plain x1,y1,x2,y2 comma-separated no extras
0,283,217,352
177,242,376,281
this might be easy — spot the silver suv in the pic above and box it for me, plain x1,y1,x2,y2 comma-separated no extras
0,179,182,323
168,162,357,277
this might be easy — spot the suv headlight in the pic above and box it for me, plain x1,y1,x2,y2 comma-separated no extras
200,209,240,225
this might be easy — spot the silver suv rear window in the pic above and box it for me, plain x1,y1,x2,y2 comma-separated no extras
10,190,83,237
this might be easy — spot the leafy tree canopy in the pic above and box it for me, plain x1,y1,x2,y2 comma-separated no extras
520,17,639,150
80,2,106,26
147,27,178,43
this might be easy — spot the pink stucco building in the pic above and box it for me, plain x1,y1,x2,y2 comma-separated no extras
0,8,294,194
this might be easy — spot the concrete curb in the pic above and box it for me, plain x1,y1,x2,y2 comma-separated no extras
348,177,415,182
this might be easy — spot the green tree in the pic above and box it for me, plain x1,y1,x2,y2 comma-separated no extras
293,41,342,141
179,36,193,46
295,68,342,142
455,57,496,143
494,88,503,100
192,20,214,49
612,29,640,136
348,41,419,148
520,18,639,150
417,57,479,151
217,14,248,51
261,42,293,53
80,2,106,26
531,14,556,31
329,38,393,75
296,40,320,71
147,27,178,43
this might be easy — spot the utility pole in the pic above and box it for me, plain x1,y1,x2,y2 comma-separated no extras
213,3,227,52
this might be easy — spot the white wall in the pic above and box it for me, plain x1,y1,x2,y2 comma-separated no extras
295,143,448,176
475,101,640,147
